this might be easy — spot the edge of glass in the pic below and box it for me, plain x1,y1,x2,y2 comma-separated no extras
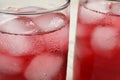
0,0,70,15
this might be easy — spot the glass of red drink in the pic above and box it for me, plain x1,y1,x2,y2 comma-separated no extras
74,0,120,80
0,0,70,80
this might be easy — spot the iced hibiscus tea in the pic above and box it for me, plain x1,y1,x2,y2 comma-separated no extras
0,2,69,80
74,1,120,80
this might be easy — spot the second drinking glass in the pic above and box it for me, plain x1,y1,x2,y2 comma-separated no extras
74,0,120,80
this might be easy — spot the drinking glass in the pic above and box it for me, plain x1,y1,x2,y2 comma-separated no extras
0,0,70,80
74,0,120,80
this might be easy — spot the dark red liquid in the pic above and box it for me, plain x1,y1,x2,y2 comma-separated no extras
0,7,69,80
74,1,120,80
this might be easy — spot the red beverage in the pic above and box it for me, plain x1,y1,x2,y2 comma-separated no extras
0,6,69,80
74,1,120,80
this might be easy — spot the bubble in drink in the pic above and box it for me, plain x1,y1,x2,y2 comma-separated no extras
42,24,69,54
91,26,118,52
33,13,68,33
24,54,63,80
0,54,23,75
79,1,109,24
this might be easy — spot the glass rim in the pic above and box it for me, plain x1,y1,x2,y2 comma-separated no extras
0,0,70,15
83,1,120,16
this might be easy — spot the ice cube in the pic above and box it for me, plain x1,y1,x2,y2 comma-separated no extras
0,16,37,34
0,54,23,75
91,26,118,52
0,14,17,25
110,2,120,15
0,34,31,56
79,1,109,24
86,1,109,14
24,55,63,80
33,13,68,32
